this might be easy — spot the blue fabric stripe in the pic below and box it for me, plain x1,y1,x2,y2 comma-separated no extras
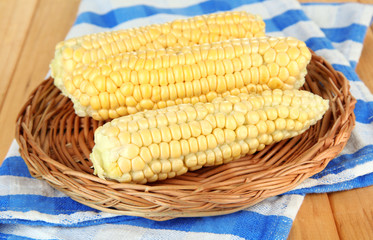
331,64,361,81
284,145,373,194
354,100,373,124
288,171,373,195
263,9,308,33
0,233,47,240
74,0,261,28
321,24,367,43
301,2,355,6
0,195,96,214
112,210,294,240
0,191,297,240
350,61,357,70
264,9,308,32
0,157,32,178
305,37,334,51
0,216,137,228
312,144,373,179
0,210,295,239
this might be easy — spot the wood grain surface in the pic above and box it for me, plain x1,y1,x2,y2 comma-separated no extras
0,0,372,239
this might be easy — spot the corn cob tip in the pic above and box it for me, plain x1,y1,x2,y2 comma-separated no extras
90,89,329,184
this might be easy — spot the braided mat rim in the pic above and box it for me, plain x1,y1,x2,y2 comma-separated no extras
15,52,356,221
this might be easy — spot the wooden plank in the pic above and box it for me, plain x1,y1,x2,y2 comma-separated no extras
356,27,373,93
329,185,373,239
0,0,81,163
299,0,358,2
300,0,372,2
291,24,373,240
291,25,373,239
290,2,373,239
330,26,373,239
288,194,340,240
0,0,38,106
290,3,346,239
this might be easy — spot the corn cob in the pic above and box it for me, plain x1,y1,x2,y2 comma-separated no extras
52,36,312,120
90,89,329,184
51,11,264,83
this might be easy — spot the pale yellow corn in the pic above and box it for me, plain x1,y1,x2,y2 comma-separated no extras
51,11,264,79
90,89,329,184
52,36,312,120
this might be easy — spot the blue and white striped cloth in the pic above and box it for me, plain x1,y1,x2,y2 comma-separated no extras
1,0,373,239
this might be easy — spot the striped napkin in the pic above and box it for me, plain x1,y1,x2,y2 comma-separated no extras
1,0,372,239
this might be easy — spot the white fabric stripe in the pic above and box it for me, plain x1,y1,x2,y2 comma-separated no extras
265,31,284,37
77,0,208,15
94,224,245,240
66,23,107,39
0,210,117,225
302,3,373,29
0,176,66,197
281,21,325,41
245,194,304,220
1,224,245,240
295,160,373,190
4,139,20,159
332,40,364,64
314,49,351,66
341,122,373,155
349,81,373,102
0,224,59,240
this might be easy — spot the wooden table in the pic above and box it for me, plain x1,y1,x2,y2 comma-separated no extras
0,0,372,239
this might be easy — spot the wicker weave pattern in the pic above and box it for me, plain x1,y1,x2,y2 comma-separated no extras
15,52,356,221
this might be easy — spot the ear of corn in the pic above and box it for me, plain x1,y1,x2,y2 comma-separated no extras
51,11,264,87
52,36,311,120
90,89,329,184
56,11,264,52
